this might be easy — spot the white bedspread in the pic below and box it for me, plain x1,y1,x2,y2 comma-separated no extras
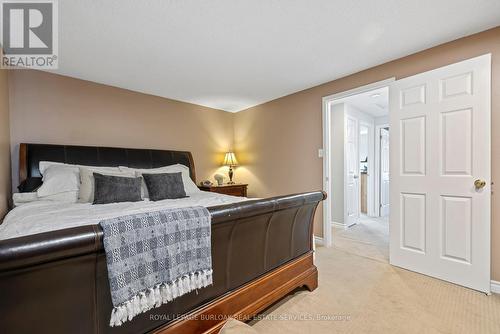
0,192,248,240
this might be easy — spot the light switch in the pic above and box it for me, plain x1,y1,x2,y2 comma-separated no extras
318,148,324,158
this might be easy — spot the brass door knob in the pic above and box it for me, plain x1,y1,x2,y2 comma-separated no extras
474,179,486,189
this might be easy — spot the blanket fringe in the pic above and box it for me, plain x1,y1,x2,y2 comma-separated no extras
109,269,213,327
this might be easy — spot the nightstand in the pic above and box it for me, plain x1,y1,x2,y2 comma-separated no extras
198,183,248,197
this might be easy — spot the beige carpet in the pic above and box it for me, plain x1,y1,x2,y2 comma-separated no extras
333,215,389,263
249,245,500,334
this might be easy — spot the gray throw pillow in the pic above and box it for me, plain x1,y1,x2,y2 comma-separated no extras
93,173,142,205
142,172,187,201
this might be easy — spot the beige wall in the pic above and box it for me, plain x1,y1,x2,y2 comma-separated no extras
8,71,234,188
0,70,10,219
233,27,500,280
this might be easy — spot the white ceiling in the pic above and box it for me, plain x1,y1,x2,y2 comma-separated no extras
343,87,389,118
53,1,500,112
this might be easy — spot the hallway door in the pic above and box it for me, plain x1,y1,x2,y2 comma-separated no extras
389,54,491,292
345,115,359,226
380,128,390,216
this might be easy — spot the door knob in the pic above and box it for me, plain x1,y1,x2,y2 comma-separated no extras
474,179,486,189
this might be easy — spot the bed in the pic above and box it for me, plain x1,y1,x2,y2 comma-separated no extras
0,143,326,334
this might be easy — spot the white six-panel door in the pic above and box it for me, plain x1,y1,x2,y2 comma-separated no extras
345,115,359,226
389,54,491,292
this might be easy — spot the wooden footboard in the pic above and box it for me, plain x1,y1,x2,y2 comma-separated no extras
155,252,317,334
0,191,326,334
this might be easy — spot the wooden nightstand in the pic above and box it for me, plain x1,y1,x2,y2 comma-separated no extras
198,183,248,197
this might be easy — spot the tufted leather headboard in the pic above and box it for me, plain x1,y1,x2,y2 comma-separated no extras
19,143,196,185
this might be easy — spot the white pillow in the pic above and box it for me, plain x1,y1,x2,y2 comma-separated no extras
119,164,200,198
78,167,134,203
39,161,68,175
37,165,80,198
13,191,79,207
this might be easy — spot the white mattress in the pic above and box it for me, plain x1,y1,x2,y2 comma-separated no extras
0,192,248,240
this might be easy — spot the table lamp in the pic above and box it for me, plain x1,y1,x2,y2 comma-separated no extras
223,152,238,184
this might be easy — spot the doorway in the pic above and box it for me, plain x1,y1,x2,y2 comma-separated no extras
324,83,391,262
322,54,491,293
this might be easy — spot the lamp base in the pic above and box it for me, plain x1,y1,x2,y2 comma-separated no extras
228,166,234,184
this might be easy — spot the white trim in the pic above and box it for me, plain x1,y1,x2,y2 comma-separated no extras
314,236,324,246
322,96,333,247
374,123,389,217
322,78,395,248
491,280,500,294
331,221,350,229
322,78,396,102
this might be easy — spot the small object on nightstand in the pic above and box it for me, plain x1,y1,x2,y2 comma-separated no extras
198,183,248,197
200,180,213,187
214,174,224,186
222,152,238,184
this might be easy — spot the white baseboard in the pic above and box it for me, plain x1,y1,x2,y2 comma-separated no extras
491,280,500,294
331,221,348,229
314,236,324,246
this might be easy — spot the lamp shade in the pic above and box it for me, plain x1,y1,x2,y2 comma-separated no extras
223,152,238,166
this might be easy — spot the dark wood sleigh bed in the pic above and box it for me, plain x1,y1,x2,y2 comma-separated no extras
0,143,326,334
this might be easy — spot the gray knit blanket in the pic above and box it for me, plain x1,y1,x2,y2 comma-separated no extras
99,206,212,327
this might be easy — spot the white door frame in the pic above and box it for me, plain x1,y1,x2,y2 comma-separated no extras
322,78,395,247
374,123,389,217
